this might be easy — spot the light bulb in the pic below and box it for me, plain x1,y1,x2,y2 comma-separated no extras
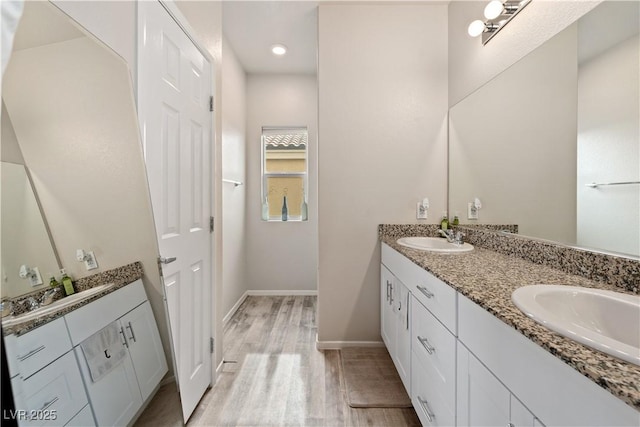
468,20,486,37
271,44,287,56
484,1,505,19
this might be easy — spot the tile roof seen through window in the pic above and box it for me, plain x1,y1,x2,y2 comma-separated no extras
265,133,307,150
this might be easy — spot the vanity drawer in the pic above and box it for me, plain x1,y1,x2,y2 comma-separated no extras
411,354,456,427
16,350,88,427
411,298,456,408
15,317,72,379
382,243,457,333
64,279,146,346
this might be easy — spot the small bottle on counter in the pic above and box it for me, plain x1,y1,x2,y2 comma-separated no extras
49,275,60,288
452,215,460,227
60,269,75,296
440,212,449,231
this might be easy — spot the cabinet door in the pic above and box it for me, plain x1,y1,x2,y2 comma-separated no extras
395,283,411,394
380,265,396,353
74,345,142,427
457,343,510,427
511,395,536,427
120,301,168,401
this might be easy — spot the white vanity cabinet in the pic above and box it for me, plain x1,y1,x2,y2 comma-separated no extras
66,279,168,427
7,318,91,427
380,264,411,392
457,342,536,427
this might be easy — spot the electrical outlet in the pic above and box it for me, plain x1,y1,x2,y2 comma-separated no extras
30,267,43,287
84,251,98,270
416,202,428,220
468,202,479,220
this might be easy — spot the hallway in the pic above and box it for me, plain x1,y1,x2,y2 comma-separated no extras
135,296,419,426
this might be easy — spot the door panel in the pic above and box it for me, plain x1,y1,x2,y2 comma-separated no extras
138,1,213,422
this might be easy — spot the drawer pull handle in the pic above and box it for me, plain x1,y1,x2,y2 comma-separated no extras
417,286,434,299
417,396,435,422
418,336,435,354
120,327,129,348
17,345,46,361
126,322,137,343
28,396,59,419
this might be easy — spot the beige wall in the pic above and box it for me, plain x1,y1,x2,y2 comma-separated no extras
221,35,248,320
449,26,578,243
448,0,600,106
317,4,448,345
246,74,318,292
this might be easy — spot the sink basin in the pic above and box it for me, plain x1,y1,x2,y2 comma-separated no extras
397,237,474,253
512,285,640,366
2,283,116,328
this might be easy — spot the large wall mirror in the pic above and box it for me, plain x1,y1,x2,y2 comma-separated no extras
1,1,149,300
449,1,639,258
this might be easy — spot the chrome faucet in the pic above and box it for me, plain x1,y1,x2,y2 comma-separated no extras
24,297,40,311
40,288,59,306
439,229,465,245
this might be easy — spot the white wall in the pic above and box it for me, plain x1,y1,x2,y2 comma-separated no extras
577,34,639,255
317,4,448,345
246,74,318,292
449,26,578,244
448,0,599,106
221,36,248,319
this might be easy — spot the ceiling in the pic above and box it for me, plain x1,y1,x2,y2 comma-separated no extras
222,1,318,75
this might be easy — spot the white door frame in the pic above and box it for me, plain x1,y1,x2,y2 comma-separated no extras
136,0,217,387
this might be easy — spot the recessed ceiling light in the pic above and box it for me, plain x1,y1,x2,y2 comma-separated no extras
271,44,287,56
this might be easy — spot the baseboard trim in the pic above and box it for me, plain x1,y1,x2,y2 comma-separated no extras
315,339,385,350
216,359,224,376
223,291,249,324
248,290,318,296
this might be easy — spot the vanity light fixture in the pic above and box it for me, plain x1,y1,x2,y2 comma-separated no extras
271,44,287,56
468,0,531,45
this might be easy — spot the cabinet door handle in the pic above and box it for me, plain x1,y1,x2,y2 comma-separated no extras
28,396,59,419
17,345,46,361
126,322,137,343
120,327,129,347
406,293,410,330
386,280,391,302
417,286,434,299
418,336,435,354
389,283,394,304
417,396,435,422
507,424,515,427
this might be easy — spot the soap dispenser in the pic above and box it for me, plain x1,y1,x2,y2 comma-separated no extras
60,269,75,296
440,212,449,231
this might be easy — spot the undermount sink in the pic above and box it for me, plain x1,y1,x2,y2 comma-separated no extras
397,236,474,253
2,283,116,328
512,285,640,366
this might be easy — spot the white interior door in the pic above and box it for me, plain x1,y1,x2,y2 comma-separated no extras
138,1,213,422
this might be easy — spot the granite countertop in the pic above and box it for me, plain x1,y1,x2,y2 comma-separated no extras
2,262,143,337
380,234,640,412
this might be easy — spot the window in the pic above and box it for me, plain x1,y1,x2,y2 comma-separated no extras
261,127,308,221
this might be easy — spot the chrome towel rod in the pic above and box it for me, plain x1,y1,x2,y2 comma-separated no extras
222,179,243,187
585,181,640,188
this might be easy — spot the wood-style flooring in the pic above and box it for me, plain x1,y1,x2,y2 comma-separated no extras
135,296,420,427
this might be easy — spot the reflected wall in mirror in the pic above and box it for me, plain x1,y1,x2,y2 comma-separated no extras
449,1,639,257
1,162,60,298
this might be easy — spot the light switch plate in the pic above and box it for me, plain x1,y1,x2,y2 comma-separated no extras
416,202,428,220
468,202,478,220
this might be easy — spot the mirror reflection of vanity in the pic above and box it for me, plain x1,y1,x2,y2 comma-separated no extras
449,1,639,258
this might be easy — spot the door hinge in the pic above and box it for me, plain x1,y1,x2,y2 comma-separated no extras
209,216,214,233
210,337,214,354
209,96,214,112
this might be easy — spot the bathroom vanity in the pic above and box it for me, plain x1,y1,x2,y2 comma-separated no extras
380,227,640,427
3,271,167,427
